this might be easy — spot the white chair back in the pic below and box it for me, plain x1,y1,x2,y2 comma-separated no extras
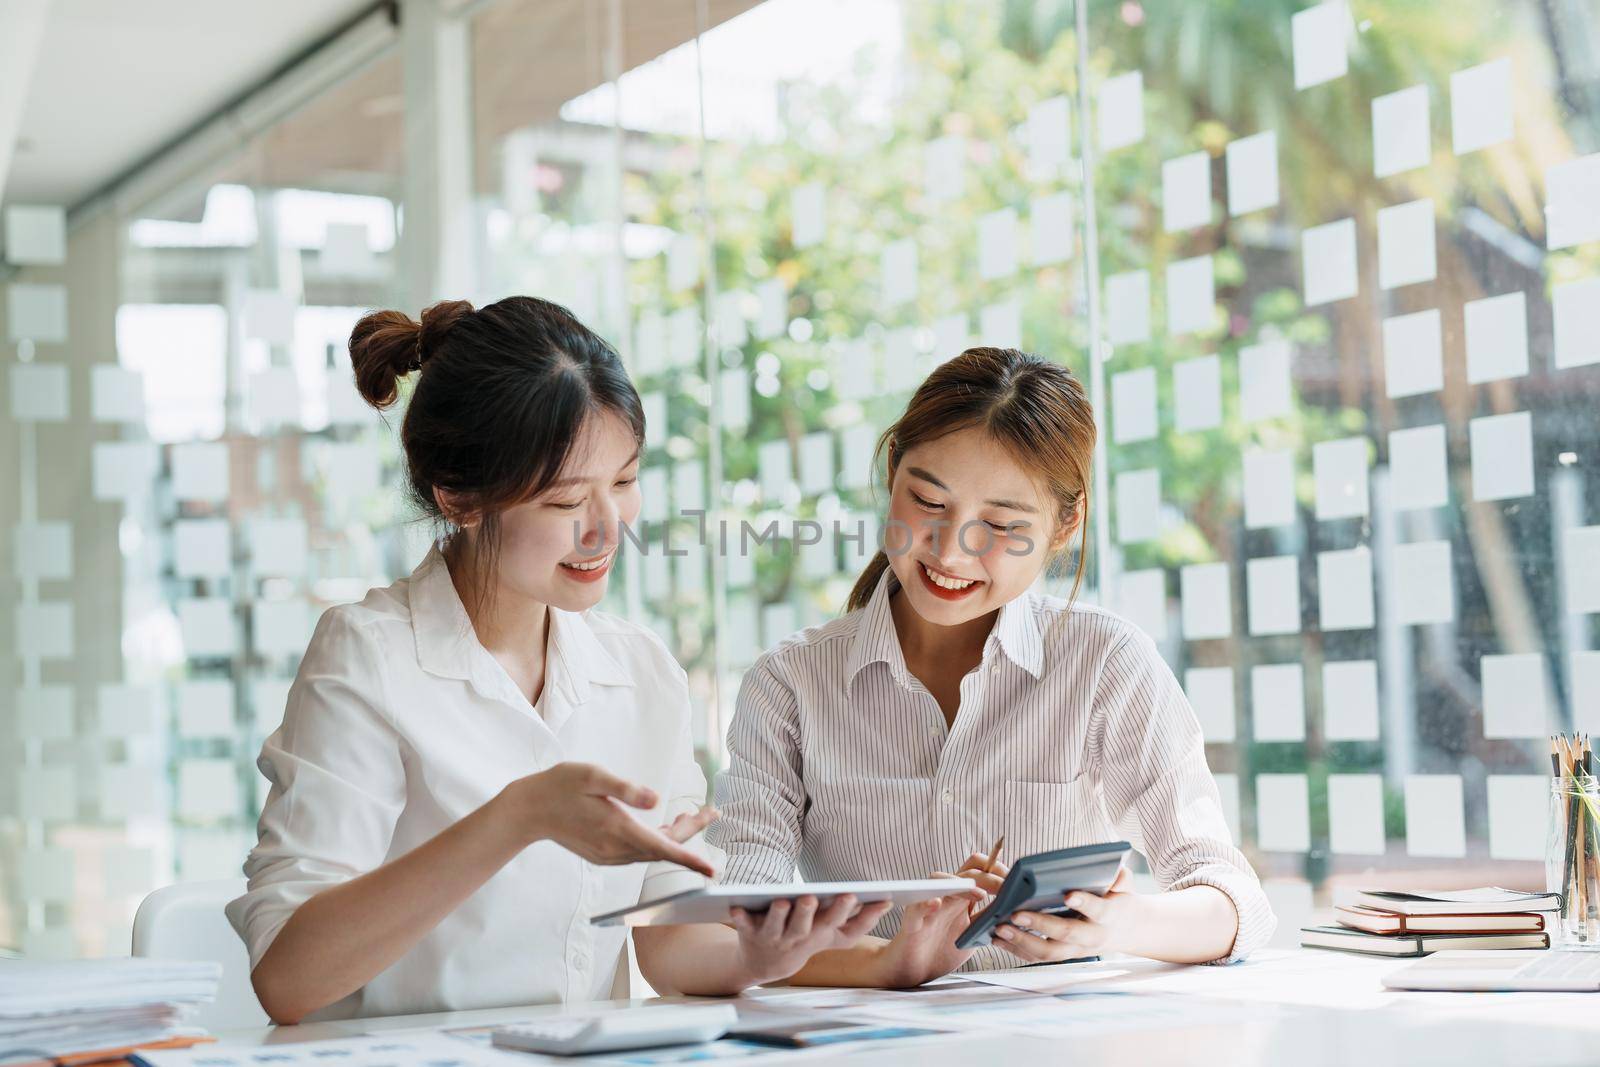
133,879,269,1031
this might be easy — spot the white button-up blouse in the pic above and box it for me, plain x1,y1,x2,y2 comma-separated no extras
706,570,1275,969
227,546,711,1020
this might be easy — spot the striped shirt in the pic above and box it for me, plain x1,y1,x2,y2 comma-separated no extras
706,569,1275,968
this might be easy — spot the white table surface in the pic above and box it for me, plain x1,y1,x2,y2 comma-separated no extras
218,950,1600,1066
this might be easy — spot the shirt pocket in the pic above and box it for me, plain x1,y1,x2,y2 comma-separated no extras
1004,776,1108,859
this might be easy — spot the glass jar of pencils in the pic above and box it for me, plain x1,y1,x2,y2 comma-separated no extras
1546,773,1600,947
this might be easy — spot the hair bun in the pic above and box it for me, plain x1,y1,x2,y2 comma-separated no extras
348,300,474,410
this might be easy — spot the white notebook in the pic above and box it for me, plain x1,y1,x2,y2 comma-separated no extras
590,879,976,927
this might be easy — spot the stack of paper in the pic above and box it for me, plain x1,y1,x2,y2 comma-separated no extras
1301,887,1558,957
0,958,220,1060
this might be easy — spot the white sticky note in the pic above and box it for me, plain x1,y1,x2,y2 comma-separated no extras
1256,774,1311,852
1469,410,1533,501
1180,562,1232,640
1405,774,1466,857
1239,340,1292,423
1313,436,1369,520
792,182,825,249
1565,525,1600,614
18,686,73,741
1173,355,1222,432
1115,468,1161,545
178,680,235,737
932,312,970,358
633,310,666,376
1377,198,1437,289
1481,652,1548,739
1115,568,1168,641
1553,277,1600,369
1215,773,1242,841
178,759,237,821
14,521,72,581
761,603,798,648
1105,270,1151,346
91,365,145,423
668,307,702,368
714,290,748,348
1373,85,1431,178
1328,775,1386,855
19,847,74,900
1098,70,1144,151
667,232,700,292
1226,130,1279,216
4,205,66,265
320,442,380,501
672,460,705,513
248,367,300,427
1323,659,1380,740
99,685,160,736
1252,663,1306,741
1243,448,1296,529
880,329,912,396
1030,191,1074,266
1163,152,1212,233
1318,546,1374,631
250,517,308,577
1247,555,1301,636
92,442,158,502
719,368,751,431
1546,152,1600,250
251,678,292,738
1388,423,1449,511
978,208,1019,281
798,432,834,496
834,339,877,402
979,299,1021,350
1382,308,1443,398
7,283,67,343
641,392,666,451
881,238,918,307
839,424,877,491
1027,95,1073,174
1487,775,1545,861
755,278,788,341
758,440,792,498
19,766,75,821
1451,58,1513,155
10,363,69,421
1302,218,1358,306
1111,367,1158,444
1292,2,1348,89
243,289,295,346
1393,540,1455,625
923,135,966,203
639,467,667,523
1185,667,1236,743
256,600,311,658
16,602,73,660
1464,291,1528,383
178,598,237,659
174,519,232,579
1167,255,1215,336
320,222,374,277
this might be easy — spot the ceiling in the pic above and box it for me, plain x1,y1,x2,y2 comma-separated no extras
1,0,380,210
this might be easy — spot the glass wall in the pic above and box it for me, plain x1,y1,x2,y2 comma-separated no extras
4,0,1599,957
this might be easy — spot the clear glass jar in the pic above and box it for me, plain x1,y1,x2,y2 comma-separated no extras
1546,775,1600,947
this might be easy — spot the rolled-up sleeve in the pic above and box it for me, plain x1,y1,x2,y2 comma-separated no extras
705,659,805,885
1091,632,1276,963
225,608,406,971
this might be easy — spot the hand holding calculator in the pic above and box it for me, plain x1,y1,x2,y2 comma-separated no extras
955,841,1132,950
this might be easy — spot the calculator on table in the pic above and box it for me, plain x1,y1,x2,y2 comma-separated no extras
490,1004,739,1056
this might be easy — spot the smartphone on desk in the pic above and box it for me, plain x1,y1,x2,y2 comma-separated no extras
955,841,1131,950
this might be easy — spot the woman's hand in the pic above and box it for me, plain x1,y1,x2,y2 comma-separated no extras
869,857,1007,988
497,762,717,876
728,895,894,987
992,866,1134,964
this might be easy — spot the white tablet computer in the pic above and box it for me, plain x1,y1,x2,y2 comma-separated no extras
590,879,976,927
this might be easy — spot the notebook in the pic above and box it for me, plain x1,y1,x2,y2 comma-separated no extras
1335,904,1546,935
1345,888,1560,916
1300,925,1550,957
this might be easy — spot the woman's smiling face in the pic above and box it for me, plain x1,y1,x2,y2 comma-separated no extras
883,426,1070,627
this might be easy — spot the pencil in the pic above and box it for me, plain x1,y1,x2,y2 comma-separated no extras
983,834,1006,874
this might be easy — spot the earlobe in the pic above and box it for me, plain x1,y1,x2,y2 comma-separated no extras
433,487,479,528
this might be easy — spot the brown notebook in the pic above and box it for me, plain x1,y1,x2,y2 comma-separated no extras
1335,904,1545,934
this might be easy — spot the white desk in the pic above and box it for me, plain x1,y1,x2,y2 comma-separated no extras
218,951,1600,1066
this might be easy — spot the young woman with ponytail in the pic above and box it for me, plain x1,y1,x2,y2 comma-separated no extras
229,297,877,1023
636,347,1274,995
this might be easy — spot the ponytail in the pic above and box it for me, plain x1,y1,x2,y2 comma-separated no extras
845,551,891,612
